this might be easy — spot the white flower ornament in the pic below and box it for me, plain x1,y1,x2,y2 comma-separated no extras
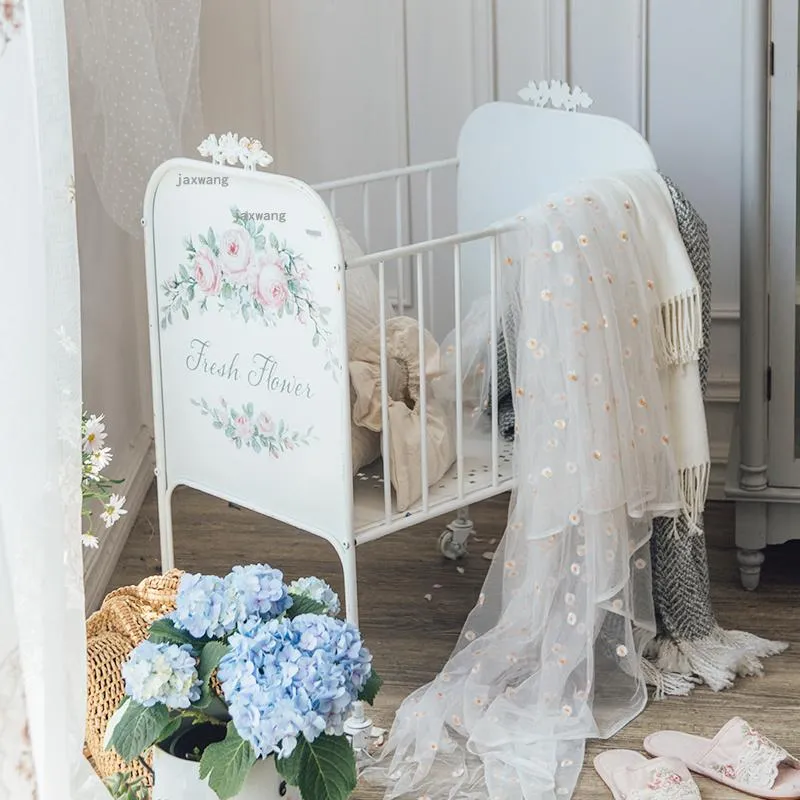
518,80,593,112
197,132,274,171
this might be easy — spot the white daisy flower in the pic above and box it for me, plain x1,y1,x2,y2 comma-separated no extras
83,457,102,480
100,494,128,528
83,414,107,453
89,447,113,471
81,534,100,549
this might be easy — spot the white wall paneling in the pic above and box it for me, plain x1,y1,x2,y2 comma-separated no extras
495,0,547,98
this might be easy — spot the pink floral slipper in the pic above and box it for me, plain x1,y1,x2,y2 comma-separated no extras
594,750,701,799
644,717,800,798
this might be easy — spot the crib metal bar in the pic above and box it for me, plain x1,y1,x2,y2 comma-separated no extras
425,169,435,328
378,260,392,524
453,244,465,501
348,221,518,270
354,481,513,545
329,189,337,219
395,176,405,311
312,157,458,192
490,235,500,487
362,184,371,252
416,252,429,514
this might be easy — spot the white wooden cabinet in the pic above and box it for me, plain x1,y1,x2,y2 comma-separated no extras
727,0,800,589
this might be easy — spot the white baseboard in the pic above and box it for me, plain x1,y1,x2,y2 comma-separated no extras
83,425,155,614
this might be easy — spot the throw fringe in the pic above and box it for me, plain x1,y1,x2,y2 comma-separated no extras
643,626,788,697
660,287,703,366
677,463,710,531
640,657,699,699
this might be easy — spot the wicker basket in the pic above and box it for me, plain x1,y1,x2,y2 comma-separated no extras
84,570,183,786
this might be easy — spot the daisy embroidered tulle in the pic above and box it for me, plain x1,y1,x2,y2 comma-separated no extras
362,179,686,800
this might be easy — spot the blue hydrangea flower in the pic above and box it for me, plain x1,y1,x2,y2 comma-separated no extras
288,577,341,616
122,641,201,709
291,614,372,695
226,564,292,620
172,573,241,638
218,615,373,758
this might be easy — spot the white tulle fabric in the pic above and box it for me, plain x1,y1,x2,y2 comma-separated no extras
0,3,107,797
65,0,203,236
365,182,687,800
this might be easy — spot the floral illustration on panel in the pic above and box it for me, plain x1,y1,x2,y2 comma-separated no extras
1,0,24,56
160,207,340,377
191,397,314,456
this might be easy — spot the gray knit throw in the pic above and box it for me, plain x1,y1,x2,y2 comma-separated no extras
490,174,787,695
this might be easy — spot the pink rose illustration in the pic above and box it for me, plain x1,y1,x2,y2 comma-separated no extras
219,228,254,285
193,246,222,295
233,415,253,441
256,412,275,436
253,254,289,309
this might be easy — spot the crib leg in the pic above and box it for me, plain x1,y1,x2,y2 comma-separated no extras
157,478,176,573
439,506,474,560
336,540,377,752
337,541,360,627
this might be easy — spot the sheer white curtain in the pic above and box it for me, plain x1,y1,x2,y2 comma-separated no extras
0,1,107,797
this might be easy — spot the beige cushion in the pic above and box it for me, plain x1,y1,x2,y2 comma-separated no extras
350,316,456,512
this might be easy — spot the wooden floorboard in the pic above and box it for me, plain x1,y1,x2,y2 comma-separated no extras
110,488,800,798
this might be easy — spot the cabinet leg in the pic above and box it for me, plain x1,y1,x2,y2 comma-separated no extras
737,548,765,591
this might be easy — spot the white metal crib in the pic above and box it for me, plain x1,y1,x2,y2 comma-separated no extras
143,101,656,626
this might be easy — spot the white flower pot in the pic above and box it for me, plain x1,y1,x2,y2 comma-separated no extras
152,745,301,800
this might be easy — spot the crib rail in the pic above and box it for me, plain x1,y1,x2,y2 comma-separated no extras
313,156,518,545
313,157,458,315
312,157,458,192
349,221,519,540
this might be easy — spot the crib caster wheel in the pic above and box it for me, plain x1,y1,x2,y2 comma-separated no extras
439,530,468,560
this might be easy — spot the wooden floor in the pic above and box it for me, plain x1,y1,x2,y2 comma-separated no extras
111,488,800,799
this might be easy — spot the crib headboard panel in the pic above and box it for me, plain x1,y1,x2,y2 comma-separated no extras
143,159,353,550
456,101,657,311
